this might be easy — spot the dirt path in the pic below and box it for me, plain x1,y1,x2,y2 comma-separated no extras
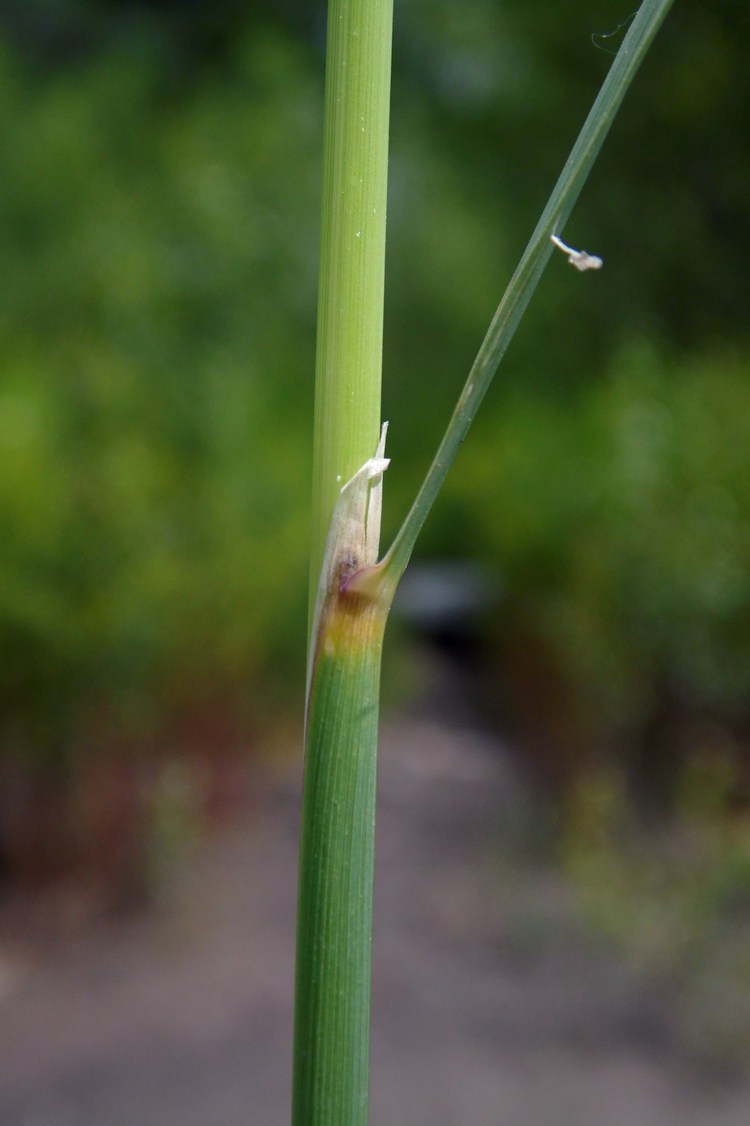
1,715,749,1125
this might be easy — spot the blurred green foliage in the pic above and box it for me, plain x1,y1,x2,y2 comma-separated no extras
452,347,750,778
0,24,322,773
1,0,749,869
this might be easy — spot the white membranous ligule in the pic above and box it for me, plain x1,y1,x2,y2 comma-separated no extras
550,233,603,271
306,423,390,707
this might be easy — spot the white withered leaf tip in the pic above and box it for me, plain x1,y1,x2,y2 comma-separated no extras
550,233,603,272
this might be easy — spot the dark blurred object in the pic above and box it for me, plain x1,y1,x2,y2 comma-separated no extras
396,558,498,644
394,560,500,727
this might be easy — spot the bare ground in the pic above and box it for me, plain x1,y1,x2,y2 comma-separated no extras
1,712,750,1126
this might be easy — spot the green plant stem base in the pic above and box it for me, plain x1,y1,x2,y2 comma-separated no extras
293,593,388,1126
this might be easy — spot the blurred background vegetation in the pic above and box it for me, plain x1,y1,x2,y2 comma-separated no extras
0,0,749,909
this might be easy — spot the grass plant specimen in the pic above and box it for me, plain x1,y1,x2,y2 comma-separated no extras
293,2,676,1124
